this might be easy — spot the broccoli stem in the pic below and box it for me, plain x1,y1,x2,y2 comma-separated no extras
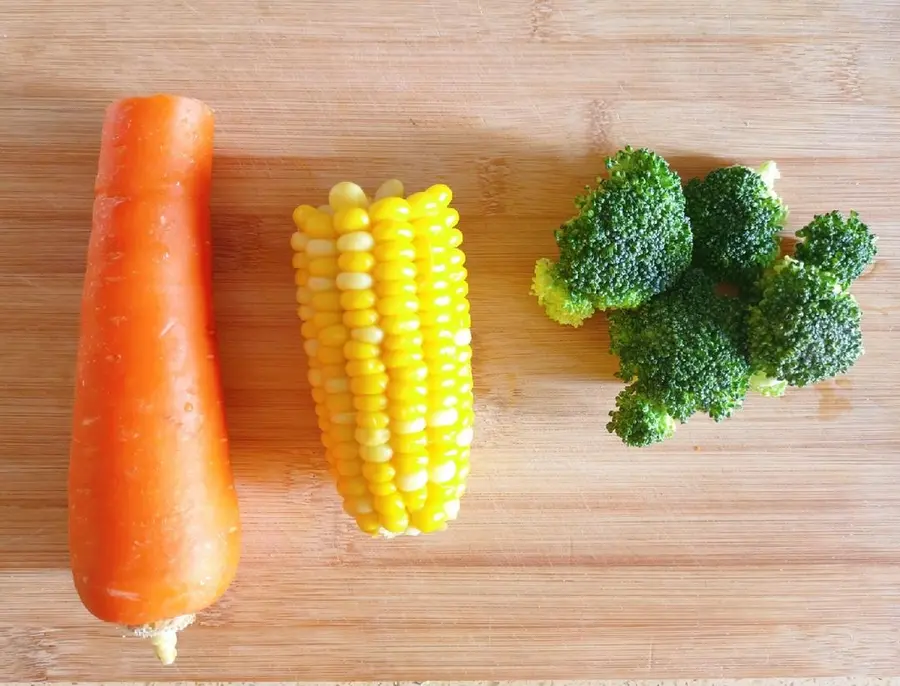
748,371,788,398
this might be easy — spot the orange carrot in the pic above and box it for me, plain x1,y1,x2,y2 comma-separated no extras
69,95,240,665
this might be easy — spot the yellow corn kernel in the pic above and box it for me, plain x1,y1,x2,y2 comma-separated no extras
382,512,410,535
336,231,375,252
369,197,411,223
292,205,317,230
335,458,361,477
343,308,379,328
388,403,428,422
340,289,377,311
371,221,415,242
305,213,335,239
338,251,375,272
354,394,388,412
337,476,368,497
336,272,374,291
359,443,393,462
402,488,428,512
346,358,386,377
362,461,396,483
355,512,381,534
319,324,349,347
312,311,342,329
384,330,424,350
407,191,439,218
351,325,384,345
379,315,420,335
334,207,371,234
377,296,418,316
383,349,424,369
410,505,447,533
355,427,390,446
350,373,389,396
368,481,397,496
373,240,416,262
375,279,416,297
374,491,406,517
344,341,380,360
298,305,314,321
357,411,390,430
332,442,359,461
373,261,416,281
426,184,453,207
325,393,353,413
317,345,345,365
309,257,339,277
292,250,309,269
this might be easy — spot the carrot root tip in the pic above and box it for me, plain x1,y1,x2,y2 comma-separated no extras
127,613,195,665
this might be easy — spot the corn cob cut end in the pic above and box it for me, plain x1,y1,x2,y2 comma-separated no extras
291,179,473,537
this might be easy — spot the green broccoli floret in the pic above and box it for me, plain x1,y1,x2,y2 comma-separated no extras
794,210,877,285
684,161,787,291
607,386,676,447
748,257,863,392
532,146,692,326
607,269,751,446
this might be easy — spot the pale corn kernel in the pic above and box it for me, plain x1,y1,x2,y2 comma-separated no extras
324,377,349,393
303,339,319,357
454,329,472,346
373,240,416,262
292,205,317,229
311,292,342,311
317,345,345,365
334,207,371,234
396,468,428,492
355,394,388,412
319,324,349,347
356,427,391,446
343,308,379,329
340,289,377,311
369,197,411,223
361,461,395,483
456,427,474,447
359,443,393,463
291,232,310,253
375,178,404,200
444,499,461,520
308,257,339,277
331,412,356,425
305,213,335,239
329,181,369,210
357,411,390,430
373,261,416,281
371,221,414,242
428,408,459,427
306,238,337,257
336,272,374,291
368,481,397,496
344,340,379,360
308,276,336,292
351,325,384,344
336,231,375,252
429,459,457,484
338,251,375,272
317,205,335,215
350,373,389,396
391,417,427,435
427,184,453,207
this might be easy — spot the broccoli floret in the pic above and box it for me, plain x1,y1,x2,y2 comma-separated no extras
748,257,863,391
607,386,677,447
794,210,877,285
684,161,787,291
607,269,751,445
532,146,692,326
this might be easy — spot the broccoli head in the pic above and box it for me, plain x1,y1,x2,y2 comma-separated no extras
794,210,877,285
607,386,676,448
748,257,863,392
607,269,752,445
532,146,692,326
684,161,787,291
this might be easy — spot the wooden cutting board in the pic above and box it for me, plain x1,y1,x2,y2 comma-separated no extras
2,0,899,680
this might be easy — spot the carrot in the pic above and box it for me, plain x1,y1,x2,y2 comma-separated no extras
68,95,240,665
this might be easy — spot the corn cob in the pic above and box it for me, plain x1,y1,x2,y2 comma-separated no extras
291,180,473,536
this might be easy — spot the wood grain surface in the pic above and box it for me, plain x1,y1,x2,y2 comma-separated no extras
2,0,900,680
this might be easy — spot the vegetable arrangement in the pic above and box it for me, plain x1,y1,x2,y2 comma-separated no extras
68,92,879,662
69,95,240,664
290,181,474,536
533,147,877,446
